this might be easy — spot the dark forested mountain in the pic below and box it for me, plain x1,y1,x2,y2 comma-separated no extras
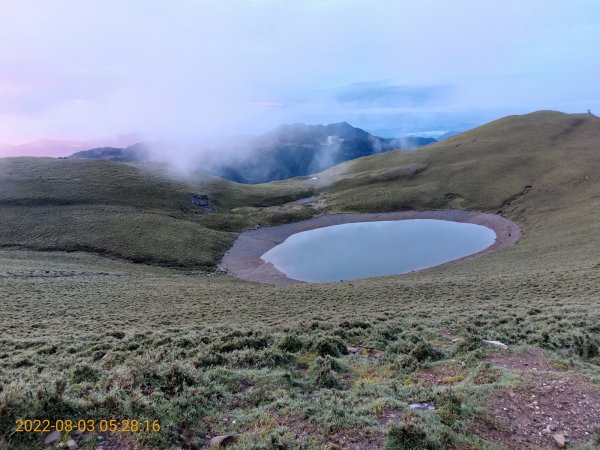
68,122,435,183
210,122,435,183
68,143,150,162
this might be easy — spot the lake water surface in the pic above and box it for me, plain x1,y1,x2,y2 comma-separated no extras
261,219,496,282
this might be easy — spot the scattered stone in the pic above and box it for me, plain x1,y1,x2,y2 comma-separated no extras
209,435,235,447
409,402,436,411
44,431,62,445
483,339,508,350
440,332,453,341
347,346,359,354
553,433,566,448
66,439,78,450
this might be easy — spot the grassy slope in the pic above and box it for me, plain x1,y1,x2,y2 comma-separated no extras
0,158,314,268
1,111,600,449
323,111,599,214
321,111,600,266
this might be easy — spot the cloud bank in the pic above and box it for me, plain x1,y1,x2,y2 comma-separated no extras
1,0,599,153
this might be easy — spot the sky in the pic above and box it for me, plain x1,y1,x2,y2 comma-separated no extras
1,0,600,155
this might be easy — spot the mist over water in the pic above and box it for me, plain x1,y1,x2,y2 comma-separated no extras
261,219,496,282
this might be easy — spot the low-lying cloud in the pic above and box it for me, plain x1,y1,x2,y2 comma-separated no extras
1,0,599,160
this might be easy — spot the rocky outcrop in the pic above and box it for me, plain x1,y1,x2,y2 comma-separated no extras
188,194,216,212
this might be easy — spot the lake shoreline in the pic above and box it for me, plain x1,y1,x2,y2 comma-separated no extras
219,210,521,285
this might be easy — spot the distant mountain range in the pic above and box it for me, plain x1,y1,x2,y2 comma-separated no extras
68,122,436,183
0,136,139,158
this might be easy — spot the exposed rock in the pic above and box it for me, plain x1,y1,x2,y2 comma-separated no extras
188,194,216,212
552,433,566,448
347,346,359,354
409,402,436,411
209,435,235,447
483,339,508,350
66,438,79,450
44,430,62,445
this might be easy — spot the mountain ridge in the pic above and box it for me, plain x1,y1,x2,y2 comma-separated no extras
68,122,436,183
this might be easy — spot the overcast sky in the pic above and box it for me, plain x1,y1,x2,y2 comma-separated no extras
1,0,600,150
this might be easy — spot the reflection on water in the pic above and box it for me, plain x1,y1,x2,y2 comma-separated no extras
261,219,496,282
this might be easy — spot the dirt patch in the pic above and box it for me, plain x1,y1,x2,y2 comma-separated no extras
242,411,385,449
473,366,503,385
97,438,134,450
323,427,384,450
417,362,466,387
219,209,521,285
376,408,404,426
475,374,600,449
93,433,141,450
486,347,569,372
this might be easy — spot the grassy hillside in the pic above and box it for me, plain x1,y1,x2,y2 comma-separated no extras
0,158,314,268
322,111,599,213
319,110,600,267
1,111,600,449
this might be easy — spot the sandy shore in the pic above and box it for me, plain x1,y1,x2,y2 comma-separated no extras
219,210,521,285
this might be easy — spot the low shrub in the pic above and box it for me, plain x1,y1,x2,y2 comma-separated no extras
309,356,342,389
436,392,464,426
572,332,599,361
71,363,101,383
276,334,304,353
454,335,483,354
312,336,348,357
218,335,271,353
410,341,445,363
384,416,440,450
